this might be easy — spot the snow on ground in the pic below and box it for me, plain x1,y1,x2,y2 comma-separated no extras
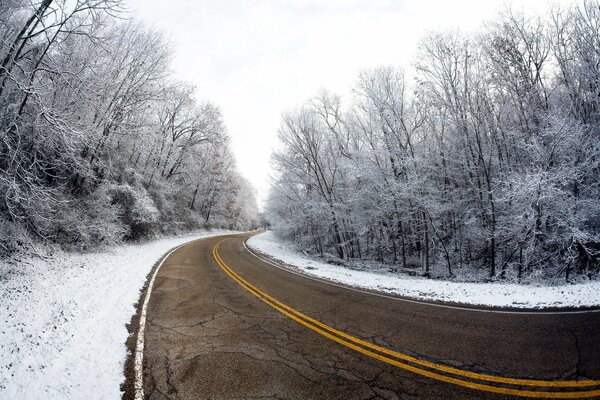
0,230,235,399
247,231,600,309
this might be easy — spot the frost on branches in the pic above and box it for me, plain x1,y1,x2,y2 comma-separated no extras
267,3,600,282
0,0,259,256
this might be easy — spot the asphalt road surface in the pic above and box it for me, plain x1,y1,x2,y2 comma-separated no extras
138,232,600,399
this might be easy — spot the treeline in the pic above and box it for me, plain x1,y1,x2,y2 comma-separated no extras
268,2,600,281
0,0,258,255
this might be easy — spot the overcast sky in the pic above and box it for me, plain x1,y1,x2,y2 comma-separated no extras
126,0,569,207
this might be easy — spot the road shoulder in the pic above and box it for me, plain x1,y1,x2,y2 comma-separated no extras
246,231,600,312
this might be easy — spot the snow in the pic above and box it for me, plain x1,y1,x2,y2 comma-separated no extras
247,231,600,309
0,230,235,399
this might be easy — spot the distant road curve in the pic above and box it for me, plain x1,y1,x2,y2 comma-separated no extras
132,232,600,400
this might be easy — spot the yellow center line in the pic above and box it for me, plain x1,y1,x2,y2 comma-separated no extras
212,239,600,398
232,242,597,388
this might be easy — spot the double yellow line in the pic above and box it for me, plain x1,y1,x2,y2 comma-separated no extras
212,239,600,398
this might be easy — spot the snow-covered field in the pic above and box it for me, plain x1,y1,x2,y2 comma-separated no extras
247,231,600,309
0,230,234,399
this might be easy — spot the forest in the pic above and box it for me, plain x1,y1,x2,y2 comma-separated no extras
267,1,600,281
0,0,259,256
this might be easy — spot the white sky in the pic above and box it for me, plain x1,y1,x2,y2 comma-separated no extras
125,0,571,207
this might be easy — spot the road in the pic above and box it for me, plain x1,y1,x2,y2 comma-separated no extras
136,232,600,399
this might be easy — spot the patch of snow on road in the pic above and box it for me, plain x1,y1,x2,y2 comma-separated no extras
247,231,600,309
0,230,235,399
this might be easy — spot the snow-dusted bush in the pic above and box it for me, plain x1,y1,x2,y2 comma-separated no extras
108,184,159,240
0,215,30,256
50,185,127,251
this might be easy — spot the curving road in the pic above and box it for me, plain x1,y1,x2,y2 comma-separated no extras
137,232,600,399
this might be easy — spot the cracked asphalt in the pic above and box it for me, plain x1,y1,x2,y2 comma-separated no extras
140,232,600,399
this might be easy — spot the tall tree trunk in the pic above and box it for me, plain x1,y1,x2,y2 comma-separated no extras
422,212,430,277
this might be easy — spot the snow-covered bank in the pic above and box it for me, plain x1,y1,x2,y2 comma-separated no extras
0,230,235,399
247,231,600,309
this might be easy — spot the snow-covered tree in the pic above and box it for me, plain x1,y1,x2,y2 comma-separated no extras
267,2,600,282
0,0,258,255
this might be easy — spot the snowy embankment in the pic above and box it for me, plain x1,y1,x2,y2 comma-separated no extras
247,231,600,309
0,230,234,399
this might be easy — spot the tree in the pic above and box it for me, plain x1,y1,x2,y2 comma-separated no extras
267,2,600,282
0,0,258,255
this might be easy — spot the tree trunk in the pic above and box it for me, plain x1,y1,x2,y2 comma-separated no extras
422,212,430,277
